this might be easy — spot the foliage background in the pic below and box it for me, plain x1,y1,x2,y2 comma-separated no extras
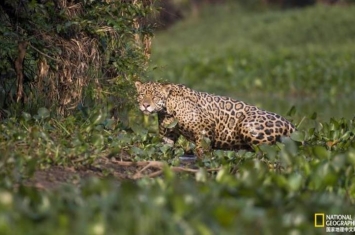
149,2,355,121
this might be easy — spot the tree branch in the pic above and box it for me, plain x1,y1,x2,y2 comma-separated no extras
15,41,28,103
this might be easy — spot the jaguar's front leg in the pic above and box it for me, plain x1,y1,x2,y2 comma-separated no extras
158,112,179,146
193,130,213,159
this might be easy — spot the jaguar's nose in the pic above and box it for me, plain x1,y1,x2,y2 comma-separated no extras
142,102,150,108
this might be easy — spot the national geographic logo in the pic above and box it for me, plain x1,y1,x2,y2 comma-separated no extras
315,213,355,233
314,213,325,227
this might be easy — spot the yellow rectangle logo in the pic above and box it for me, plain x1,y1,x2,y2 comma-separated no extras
314,213,325,227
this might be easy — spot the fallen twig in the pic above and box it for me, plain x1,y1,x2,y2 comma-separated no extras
111,159,221,179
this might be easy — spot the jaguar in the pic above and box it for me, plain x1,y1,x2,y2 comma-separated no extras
135,81,295,157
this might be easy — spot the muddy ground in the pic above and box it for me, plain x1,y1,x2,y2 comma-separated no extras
24,157,143,189
25,156,198,189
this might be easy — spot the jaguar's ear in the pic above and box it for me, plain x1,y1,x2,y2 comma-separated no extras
134,81,142,91
162,84,172,97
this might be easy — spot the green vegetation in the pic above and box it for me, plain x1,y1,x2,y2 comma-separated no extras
1,3,355,235
1,107,355,234
149,4,355,120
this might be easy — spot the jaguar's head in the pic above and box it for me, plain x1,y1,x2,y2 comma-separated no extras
134,81,171,114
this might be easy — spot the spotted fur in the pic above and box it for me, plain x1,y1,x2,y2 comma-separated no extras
135,81,295,157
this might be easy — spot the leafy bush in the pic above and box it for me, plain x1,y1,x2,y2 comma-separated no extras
0,0,154,115
0,108,355,234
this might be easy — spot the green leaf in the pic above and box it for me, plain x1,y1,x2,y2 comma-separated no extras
310,112,317,120
346,150,355,166
163,119,178,129
290,131,305,142
288,173,303,191
37,107,50,119
312,146,330,159
281,137,298,155
104,119,116,130
89,110,103,125
259,144,278,161
286,105,296,116
90,133,104,147
21,112,32,121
